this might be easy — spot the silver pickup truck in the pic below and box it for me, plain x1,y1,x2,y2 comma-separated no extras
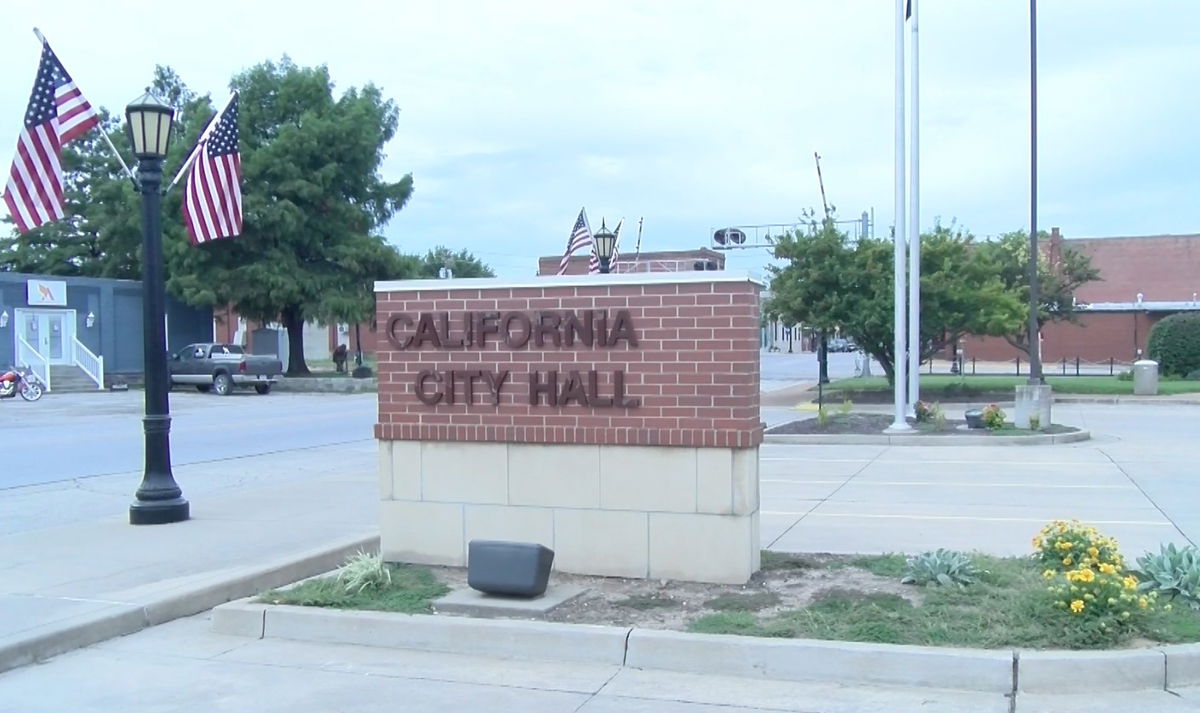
168,343,283,395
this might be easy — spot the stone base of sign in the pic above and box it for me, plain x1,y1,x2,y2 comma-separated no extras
378,441,761,584
432,584,587,618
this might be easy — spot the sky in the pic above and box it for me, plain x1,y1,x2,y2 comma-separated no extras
2,1,1197,279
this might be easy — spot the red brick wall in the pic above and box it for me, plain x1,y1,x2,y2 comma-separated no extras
962,312,1162,363
374,277,762,448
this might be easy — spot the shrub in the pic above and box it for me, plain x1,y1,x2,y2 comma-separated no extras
1136,543,1200,609
901,549,981,587
1028,414,1041,431
932,407,948,431
838,399,853,418
913,400,934,423
981,403,1006,430
1148,312,1200,377
1187,369,1200,381
1116,370,1134,382
1033,520,1123,572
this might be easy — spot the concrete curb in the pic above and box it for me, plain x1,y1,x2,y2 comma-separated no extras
0,534,377,675
213,601,629,666
272,377,377,393
211,599,1188,693
763,429,1091,446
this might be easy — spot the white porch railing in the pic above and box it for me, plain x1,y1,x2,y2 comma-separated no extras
73,337,105,390
17,336,51,392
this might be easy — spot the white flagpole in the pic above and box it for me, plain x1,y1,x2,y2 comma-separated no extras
165,91,236,194
32,28,137,186
887,0,912,433
907,0,921,414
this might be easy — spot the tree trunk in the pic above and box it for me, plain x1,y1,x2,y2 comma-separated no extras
281,305,310,376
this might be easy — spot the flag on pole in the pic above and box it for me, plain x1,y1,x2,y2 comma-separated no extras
3,43,99,234
557,208,592,275
182,93,242,245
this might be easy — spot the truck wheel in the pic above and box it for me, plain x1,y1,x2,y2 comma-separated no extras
196,385,211,393
254,384,272,395
213,373,234,396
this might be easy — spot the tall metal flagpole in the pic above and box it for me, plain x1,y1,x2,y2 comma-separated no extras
906,0,921,413
887,0,911,433
1027,0,1043,384
32,28,137,187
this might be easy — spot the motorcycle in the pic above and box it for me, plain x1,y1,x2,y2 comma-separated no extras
0,365,45,402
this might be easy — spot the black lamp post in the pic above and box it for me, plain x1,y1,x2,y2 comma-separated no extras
593,220,616,274
126,91,189,525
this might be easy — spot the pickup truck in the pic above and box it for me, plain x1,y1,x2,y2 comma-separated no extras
168,343,283,395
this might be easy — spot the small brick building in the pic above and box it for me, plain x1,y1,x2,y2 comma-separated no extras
963,231,1200,365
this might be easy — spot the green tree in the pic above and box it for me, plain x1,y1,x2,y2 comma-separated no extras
976,230,1100,359
168,58,415,375
767,215,1024,385
416,246,495,279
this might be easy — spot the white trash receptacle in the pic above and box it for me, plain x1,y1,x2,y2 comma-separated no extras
1133,359,1159,396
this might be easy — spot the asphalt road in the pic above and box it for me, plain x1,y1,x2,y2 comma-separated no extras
0,390,377,489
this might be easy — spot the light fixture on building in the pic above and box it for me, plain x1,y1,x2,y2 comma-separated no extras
86,311,96,328
0,310,7,328
1136,292,1144,306
593,219,617,274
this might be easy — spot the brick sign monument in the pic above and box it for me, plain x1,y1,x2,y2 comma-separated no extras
374,272,763,583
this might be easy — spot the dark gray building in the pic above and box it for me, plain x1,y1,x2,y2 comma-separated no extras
0,272,212,391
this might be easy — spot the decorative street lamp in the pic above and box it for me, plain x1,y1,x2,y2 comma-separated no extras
593,219,617,274
125,91,188,525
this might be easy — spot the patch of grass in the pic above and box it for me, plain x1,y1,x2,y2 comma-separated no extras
259,564,448,614
615,595,680,610
688,555,1200,649
704,591,781,612
848,553,909,578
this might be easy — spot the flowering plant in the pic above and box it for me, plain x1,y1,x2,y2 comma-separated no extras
1032,519,1123,572
981,403,1006,430
1036,520,1157,642
914,400,934,423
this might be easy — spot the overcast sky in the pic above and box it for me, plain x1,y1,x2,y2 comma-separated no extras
3,1,1197,278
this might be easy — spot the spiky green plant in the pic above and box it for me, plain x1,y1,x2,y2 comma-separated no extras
1137,543,1200,608
902,549,981,587
337,549,392,594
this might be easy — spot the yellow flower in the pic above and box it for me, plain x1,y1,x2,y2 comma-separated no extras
1056,541,1074,551
1076,568,1095,583
1121,611,1131,619
1032,537,1044,550
1165,603,1174,612
1043,569,1056,580
1098,563,1117,575
1087,547,1100,558
1063,556,1074,566
1123,576,1138,590
1108,598,1118,605
1138,597,1149,610
1070,600,1085,613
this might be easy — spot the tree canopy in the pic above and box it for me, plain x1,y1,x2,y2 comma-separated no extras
976,230,1100,358
416,246,495,279
767,215,1025,385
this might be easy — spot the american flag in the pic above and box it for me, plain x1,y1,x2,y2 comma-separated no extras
3,43,99,234
182,93,242,245
557,207,592,275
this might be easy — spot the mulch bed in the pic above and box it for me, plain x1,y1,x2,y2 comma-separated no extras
767,413,1075,436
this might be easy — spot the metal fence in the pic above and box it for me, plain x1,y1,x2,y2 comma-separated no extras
929,356,1134,377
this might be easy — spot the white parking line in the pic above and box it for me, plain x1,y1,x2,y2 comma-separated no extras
761,479,1134,490
761,512,1173,526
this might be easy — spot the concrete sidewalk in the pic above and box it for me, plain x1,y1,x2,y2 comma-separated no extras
0,440,378,673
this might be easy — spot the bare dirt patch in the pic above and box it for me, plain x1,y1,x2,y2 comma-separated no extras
427,552,920,631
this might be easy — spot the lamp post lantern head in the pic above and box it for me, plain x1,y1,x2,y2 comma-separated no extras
593,219,616,274
125,91,176,160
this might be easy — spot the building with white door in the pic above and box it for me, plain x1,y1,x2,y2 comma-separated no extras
0,272,212,391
